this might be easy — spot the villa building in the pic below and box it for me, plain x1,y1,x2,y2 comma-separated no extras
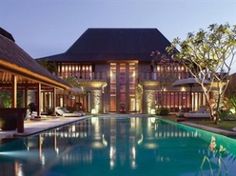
38,28,207,114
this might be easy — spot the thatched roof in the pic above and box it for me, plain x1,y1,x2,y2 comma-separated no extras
0,30,69,89
37,28,173,62
0,27,15,42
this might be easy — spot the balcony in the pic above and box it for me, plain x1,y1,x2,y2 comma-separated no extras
139,72,190,81
67,72,108,81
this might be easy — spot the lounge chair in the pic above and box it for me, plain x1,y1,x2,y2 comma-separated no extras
55,107,82,117
183,112,210,118
183,106,210,119
25,109,38,119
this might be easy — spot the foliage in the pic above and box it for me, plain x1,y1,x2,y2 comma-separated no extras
156,107,169,116
38,60,57,74
219,109,232,120
65,76,80,87
0,92,11,108
200,136,228,176
167,24,236,123
229,96,236,114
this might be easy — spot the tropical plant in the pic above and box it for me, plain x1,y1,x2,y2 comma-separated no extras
229,95,236,114
0,92,11,108
200,136,229,176
167,24,236,123
38,60,57,74
156,107,169,115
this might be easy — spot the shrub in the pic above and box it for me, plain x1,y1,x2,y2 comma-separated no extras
156,107,170,116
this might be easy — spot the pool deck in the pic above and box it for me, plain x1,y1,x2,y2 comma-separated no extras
0,115,92,140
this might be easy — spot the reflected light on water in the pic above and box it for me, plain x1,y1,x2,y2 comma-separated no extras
41,153,45,166
110,160,115,169
15,161,23,176
144,143,158,149
102,134,108,146
0,150,39,158
1,117,236,175
137,134,143,145
131,160,136,169
91,141,105,149
131,146,136,159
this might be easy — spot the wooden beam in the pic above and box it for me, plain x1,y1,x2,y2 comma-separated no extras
12,75,17,108
0,59,70,89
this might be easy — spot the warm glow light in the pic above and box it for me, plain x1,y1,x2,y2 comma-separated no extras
150,117,156,123
72,125,76,132
144,143,158,149
91,142,104,149
55,147,59,155
230,108,236,114
15,161,23,176
91,108,97,114
181,87,186,92
91,117,98,124
132,71,136,77
150,109,156,115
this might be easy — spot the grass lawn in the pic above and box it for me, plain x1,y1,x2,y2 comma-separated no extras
188,119,236,131
162,114,236,131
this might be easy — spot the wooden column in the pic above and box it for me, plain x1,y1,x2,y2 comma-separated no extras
24,86,28,108
52,87,56,115
12,75,17,108
37,83,41,117
126,63,129,112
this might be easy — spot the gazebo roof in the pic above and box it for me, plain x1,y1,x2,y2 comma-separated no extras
0,30,69,89
37,28,173,62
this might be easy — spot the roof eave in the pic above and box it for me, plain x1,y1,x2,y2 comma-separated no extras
0,59,70,90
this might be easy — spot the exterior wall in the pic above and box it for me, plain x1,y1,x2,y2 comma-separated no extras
53,60,206,114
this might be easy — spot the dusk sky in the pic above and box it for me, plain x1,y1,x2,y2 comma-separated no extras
1,0,236,71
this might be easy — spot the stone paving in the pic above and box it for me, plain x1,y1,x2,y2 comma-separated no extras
0,115,91,140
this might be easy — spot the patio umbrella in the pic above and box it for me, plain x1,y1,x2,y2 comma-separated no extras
172,78,209,111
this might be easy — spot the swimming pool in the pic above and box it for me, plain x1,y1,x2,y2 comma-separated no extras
0,116,236,176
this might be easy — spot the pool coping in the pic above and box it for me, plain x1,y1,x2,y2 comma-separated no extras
180,121,236,137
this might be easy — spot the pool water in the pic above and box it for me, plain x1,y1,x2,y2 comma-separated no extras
0,116,236,176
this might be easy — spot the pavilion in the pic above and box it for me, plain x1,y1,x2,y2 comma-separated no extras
0,27,70,121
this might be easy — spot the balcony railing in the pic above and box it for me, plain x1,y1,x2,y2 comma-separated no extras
139,72,190,81
75,72,108,81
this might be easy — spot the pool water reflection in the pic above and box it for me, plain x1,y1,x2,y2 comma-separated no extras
0,116,236,176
